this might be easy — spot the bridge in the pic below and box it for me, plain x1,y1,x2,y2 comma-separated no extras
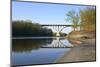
41,24,80,36
41,24,74,26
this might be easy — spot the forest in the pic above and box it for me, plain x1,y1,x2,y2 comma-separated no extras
12,20,53,37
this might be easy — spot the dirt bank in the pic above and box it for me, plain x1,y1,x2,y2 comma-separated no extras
56,38,96,63
67,31,95,40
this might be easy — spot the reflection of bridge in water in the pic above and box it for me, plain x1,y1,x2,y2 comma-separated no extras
41,24,80,36
41,37,73,48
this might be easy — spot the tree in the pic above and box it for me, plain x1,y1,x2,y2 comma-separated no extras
12,20,53,37
66,10,79,31
80,7,96,31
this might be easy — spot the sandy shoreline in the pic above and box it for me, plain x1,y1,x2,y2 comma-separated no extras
56,38,96,63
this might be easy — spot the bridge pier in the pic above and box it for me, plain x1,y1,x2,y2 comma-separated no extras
53,25,67,36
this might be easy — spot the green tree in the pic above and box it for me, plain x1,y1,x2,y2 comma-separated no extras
12,20,53,37
66,10,79,31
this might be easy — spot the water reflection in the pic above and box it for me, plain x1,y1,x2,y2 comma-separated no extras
12,38,53,53
12,37,71,66
12,37,96,66
12,37,73,53
42,37,73,48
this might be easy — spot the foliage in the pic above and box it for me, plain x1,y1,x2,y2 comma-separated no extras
66,10,79,31
66,7,96,32
80,7,96,31
12,20,53,37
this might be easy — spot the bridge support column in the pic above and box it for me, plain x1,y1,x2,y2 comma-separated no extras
54,26,67,37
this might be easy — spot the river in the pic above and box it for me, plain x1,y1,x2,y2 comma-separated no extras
11,37,96,66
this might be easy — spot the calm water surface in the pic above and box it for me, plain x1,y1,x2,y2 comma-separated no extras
11,37,96,66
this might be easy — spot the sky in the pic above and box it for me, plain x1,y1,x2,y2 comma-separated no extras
12,1,93,33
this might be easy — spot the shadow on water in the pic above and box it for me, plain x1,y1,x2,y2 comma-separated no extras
12,38,53,53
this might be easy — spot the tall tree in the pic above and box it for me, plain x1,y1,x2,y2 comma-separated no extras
66,10,79,31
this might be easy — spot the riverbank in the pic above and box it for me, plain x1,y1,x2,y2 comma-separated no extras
56,38,96,63
66,31,96,46
67,31,95,40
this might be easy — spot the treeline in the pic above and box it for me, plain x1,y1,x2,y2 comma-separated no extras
66,6,96,32
80,7,96,32
12,20,53,37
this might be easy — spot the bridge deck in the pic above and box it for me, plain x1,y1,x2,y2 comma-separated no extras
41,24,80,27
41,24,73,26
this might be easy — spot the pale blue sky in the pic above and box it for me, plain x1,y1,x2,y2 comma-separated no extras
12,1,94,33
12,1,88,24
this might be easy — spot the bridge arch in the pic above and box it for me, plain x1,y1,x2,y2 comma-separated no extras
41,24,80,36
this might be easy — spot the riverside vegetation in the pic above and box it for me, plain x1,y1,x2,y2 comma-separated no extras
66,7,96,39
12,20,53,37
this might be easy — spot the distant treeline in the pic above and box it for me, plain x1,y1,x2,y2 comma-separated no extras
12,20,53,37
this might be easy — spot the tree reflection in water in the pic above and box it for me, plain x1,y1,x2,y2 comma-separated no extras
12,38,53,53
